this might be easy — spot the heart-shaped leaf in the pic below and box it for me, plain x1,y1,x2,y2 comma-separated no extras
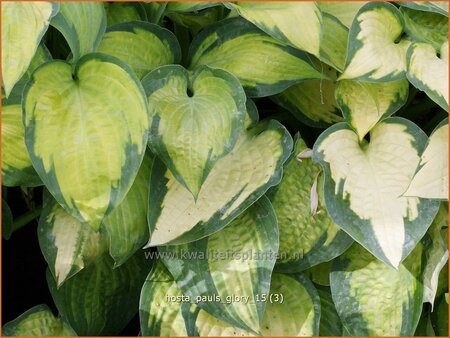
401,7,448,50
340,2,409,82
225,1,322,57
330,243,424,336
313,118,439,268
47,252,151,335
50,2,106,63
399,2,448,17
272,61,343,128
142,65,246,198
1,1,58,97
318,2,368,28
160,196,278,333
23,53,149,229
146,119,292,246
189,17,324,97
2,304,75,336
97,21,181,79
104,2,147,27
336,79,409,140
405,119,448,199
1,105,41,187
268,137,352,272
407,42,448,111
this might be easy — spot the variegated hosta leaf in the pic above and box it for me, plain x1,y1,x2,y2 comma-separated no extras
330,243,424,336
23,54,149,229
340,2,409,82
272,61,342,127
139,261,192,336
268,138,352,272
3,44,52,105
146,119,292,246
97,21,181,79
102,152,152,266
1,1,58,97
1,105,41,187
195,273,320,336
407,42,449,111
318,1,369,28
313,118,440,268
421,203,448,307
50,2,106,63
2,305,75,336
47,252,151,335
399,2,448,17
104,2,147,27
319,13,348,71
143,65,246,198
225,2,322,57
316,285,342,336
160,196,277,333
405,119,448,199
336,79,409,140
38,198,108,287
189,17,324,97
401,7,448,50
166,2,219,13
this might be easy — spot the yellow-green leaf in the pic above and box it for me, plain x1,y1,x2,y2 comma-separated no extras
336,79,409,140
313,118,440,268
319,13,349,71
50,2,106,63
318,2,369,28
407,42,448,111
2,305,75,336
189,17,324,97
142,65,246,198
1,1,58,97
272,61,342,127
1,105,41,187
146,119,292,246
225,1,322,57
268,137,352,272
340,2,409,82
160,197,278,333
104,2,147,26
97,21,181,79
405,119,449,200
330,243,424,335
24,54,149,229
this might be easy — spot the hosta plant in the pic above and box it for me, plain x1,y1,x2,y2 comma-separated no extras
1,1,449,337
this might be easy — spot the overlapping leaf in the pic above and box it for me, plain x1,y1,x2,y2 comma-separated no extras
146,118,292,246
313,118,439,268
189,17,324,97
50,2,106,63
268,137,352,272
160,197,278,333
316,285,342,336
340,2,409,82
272,61,342,127
399,2,448,17
1,1,58,97
405,119,448,199
318,2,368,28
330,243,424,336
336,79,409,140
47,252,151,335
225,2,322,57
23,54,149,229
407,41,448,111
104,2,147,26
319,13,348,71
142,65,246,198
97,21,181,79
2,305,75,336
